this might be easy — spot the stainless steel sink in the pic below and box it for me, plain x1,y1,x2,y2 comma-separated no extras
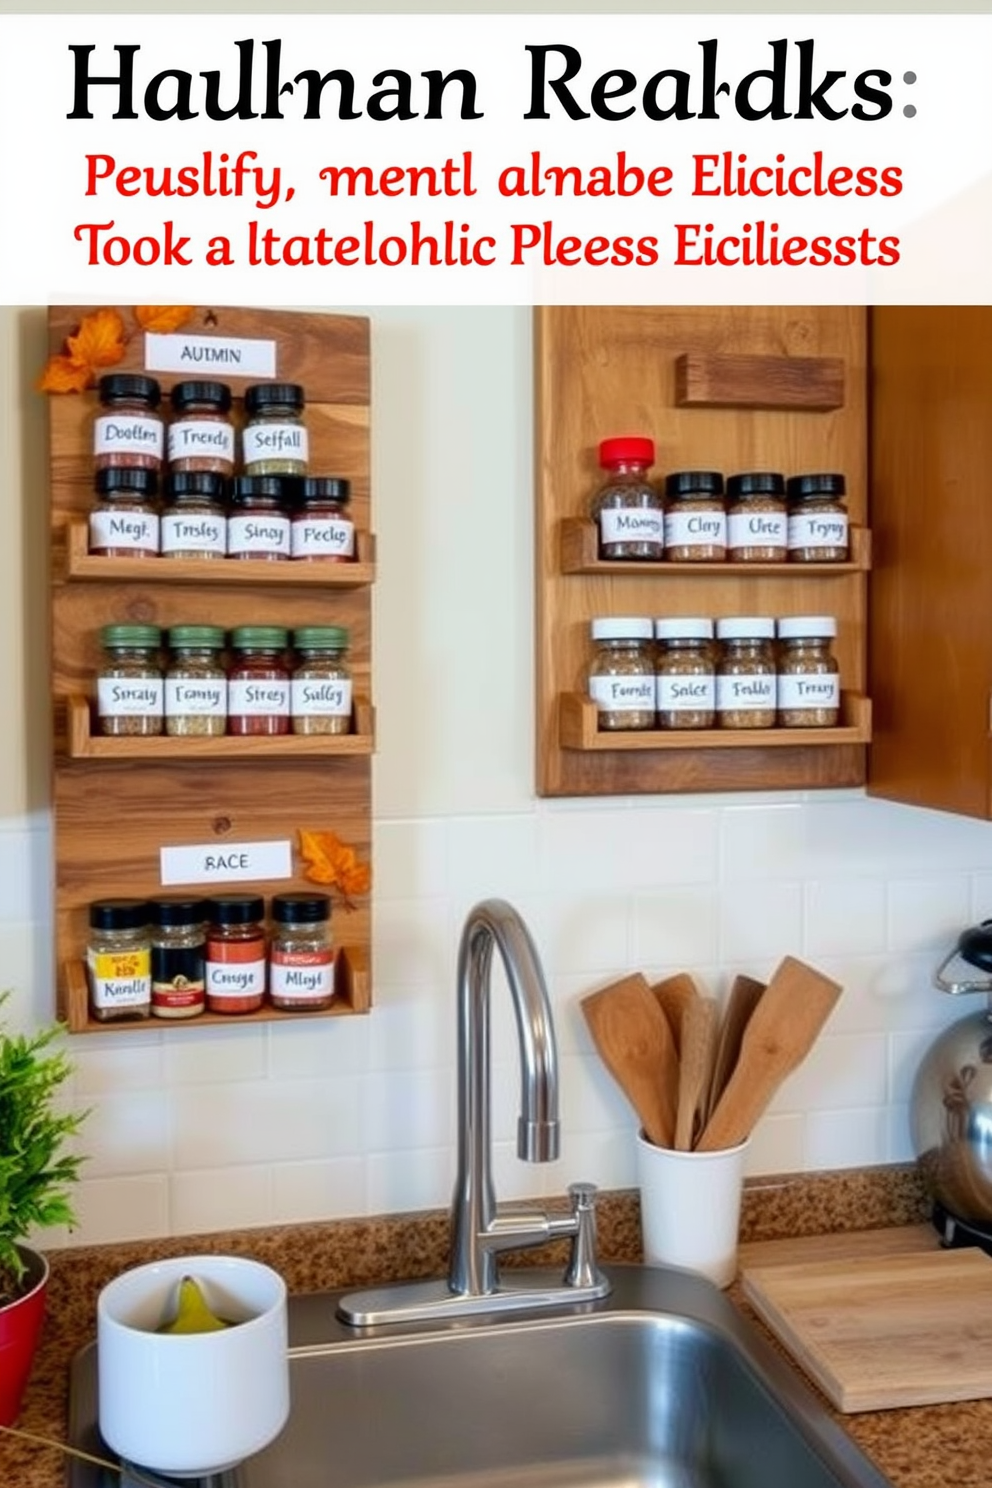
67,1263,893,1488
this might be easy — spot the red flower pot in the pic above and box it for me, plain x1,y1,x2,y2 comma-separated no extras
0,1246,49,1425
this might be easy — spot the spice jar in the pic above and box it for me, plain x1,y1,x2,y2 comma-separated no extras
655,618,716,730
204,895,267,1014
93,374,164,473
588,617,656,730
167,380,235,476
88,468,160,557
589,437,664,561
87,899,152,1022
787,473,850,562
150,897,206,1019
164,625,228,737
160,472,228,560
242,383,308,476
97,624,164,737
228,625,290,735
269,893,335,1011
726,472,788,563
291,626,353,735
290,477,356,562
664,472,727,562
715,617,777,729
776,616,840,727
227,476,291,561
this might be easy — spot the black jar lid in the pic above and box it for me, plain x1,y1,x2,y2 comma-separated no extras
244,382,305,415
98,373,161,408
727,471,786,499
149,896,207,928
163,470,229,504
296,477,350,505
95,467,159,497
272,893,331,924
89,899,151,931
205,895,265,925
786,472,847,500
229,475,290,506
170,380,232,413
664,470,724,498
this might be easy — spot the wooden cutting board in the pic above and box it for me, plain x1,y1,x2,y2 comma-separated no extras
743,1244,992,1413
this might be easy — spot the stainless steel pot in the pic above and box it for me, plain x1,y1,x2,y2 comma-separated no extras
911,922,992,1226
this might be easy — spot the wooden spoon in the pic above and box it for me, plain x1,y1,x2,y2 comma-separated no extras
674,996,719,1151
581,973,679,1148
706,974,766,1122
696,956,842,1153
650,972,700,1059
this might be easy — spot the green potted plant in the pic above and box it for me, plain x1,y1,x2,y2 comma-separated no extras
0,993,86,1425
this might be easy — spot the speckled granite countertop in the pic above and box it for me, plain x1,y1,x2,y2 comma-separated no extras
5,1163,982,1488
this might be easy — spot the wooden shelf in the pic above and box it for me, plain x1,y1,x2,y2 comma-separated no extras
560,691,871,751
60,945,370,1034
673,351,845,411
64,695,375,760
560,519,871,576
60,516,377,587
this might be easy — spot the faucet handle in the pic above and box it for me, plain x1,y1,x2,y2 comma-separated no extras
564,1182,607,1292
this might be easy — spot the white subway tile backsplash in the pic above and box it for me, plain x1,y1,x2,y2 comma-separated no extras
271,1158,368,1224
70,1176,171,1246
632,886,719,969
163,1024,267,1085
172,1076,364,1170
745,1115,805,1176
367,1145,452,1216
718,881,804,964
73,1037,165,1096
543,893,631,975
720,803,805,881
804,879,887,958
373,818,450,900
170,1166,273,1235
81,1092,171,1178
887,875,973,956
805,1108,890,1170
360,1067,455,1153
769,1033,888,1114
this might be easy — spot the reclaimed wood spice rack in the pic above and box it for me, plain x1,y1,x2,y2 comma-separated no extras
534,305,871,798
48,304,374,1032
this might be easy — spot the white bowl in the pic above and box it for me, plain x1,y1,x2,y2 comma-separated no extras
97,1254,289,1477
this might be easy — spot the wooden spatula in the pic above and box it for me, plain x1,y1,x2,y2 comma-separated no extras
696,956,842,1153
674,995,719,1151
706,974,766,1122
581,973,679,1148
650,972,700,1059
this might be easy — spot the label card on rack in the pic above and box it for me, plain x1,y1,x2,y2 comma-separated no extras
160,839,292,887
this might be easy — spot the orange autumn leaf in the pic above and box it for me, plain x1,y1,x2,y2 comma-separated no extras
66,308,127,370
134,306,194,333
37,353,94,394
298,830,371,899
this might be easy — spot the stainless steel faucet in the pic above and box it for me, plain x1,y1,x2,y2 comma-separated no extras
338,900,610,1325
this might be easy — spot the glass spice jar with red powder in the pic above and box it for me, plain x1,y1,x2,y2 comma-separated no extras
227,626,290,735
204,895,267,1014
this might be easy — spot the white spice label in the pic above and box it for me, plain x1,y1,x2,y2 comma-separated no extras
89,509,160,552
777,674,840,710
165,678,228,717
205,958,267,998
657,675,715,711
160,513,226,555
788,512,849,550
270,958,336,1001
227,514,290,556
93,414,163,458
242,423,308,465
87,950,151,1009
598,509,664,546
716,674,776,710
728,510,788,548
291,678,352,717
589,676,655,711
291,517,355,559
664,510,727,548
228,679,290,716
97,678,164,716
167,419,235,463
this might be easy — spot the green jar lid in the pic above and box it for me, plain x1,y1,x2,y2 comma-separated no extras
230,625,288,649
293,626,349,650
167,625,226,649
101,624,162,648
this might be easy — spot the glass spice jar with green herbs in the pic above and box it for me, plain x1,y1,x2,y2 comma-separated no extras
97,624,164,737
291,626,353,735
164,625,228,737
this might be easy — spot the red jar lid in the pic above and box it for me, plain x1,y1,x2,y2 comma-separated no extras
598,436,655,468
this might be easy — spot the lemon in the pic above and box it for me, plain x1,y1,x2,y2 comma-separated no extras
157,1275,231,1335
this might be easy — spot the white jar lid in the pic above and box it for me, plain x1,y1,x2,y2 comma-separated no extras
777,615,837,639
715,616,775,641
591,617,654,641
654,617,714,641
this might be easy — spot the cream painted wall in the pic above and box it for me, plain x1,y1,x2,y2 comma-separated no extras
3,303,992,1248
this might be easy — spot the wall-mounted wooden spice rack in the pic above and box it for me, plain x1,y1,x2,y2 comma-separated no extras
49,305,374,1032
535,305,870,798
